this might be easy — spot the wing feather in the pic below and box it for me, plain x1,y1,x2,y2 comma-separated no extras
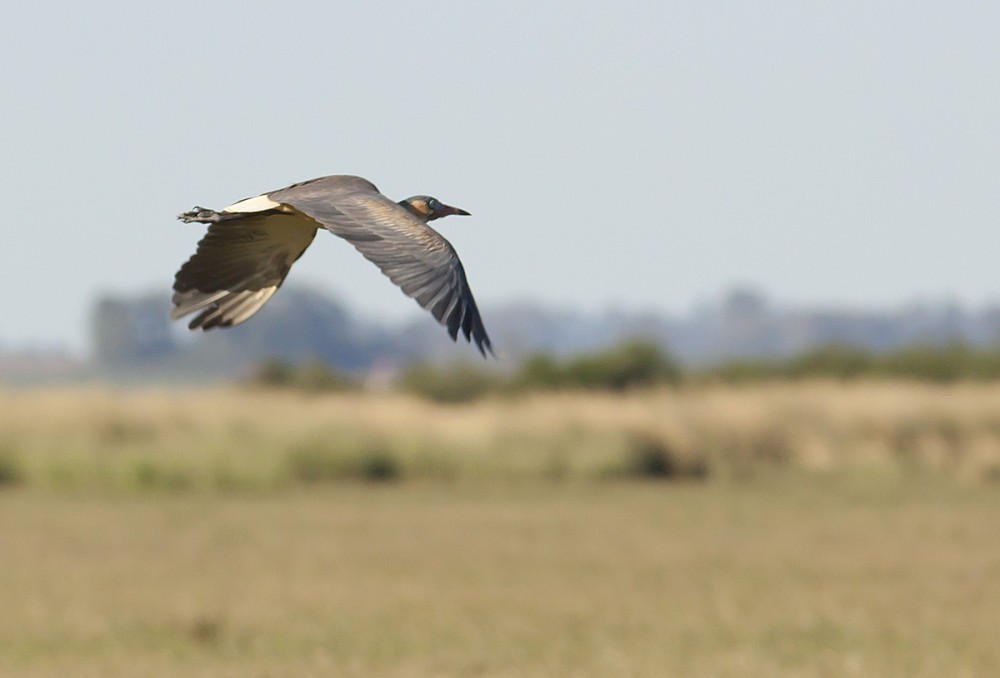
172,213,317,330
271,177,493,357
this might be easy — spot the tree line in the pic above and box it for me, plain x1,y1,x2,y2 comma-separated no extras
249,340,1000,402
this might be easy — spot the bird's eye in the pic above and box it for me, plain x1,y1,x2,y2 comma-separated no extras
427,199,440,210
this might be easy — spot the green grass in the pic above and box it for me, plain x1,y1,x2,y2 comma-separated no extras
1,478,998,676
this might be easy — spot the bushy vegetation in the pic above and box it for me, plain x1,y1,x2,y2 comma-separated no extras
614,430,708,480
248,340,1000,403
401,340,681,402
399,362,504,403
0,444,24,488
708,343,1000,383
876,344,1000,382
286,439,401,483
250,358,356,392
399,340,1000,402
517,340,682,391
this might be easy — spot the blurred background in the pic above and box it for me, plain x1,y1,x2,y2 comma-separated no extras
2,1,997,367
2,2,999,676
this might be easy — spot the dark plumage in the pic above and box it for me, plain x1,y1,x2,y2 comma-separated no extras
172,175,493,357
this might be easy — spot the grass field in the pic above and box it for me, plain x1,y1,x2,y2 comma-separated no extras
3,381,1000,489
1,383,1000,676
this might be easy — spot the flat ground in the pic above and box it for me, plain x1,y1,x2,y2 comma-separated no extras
2,477,999,677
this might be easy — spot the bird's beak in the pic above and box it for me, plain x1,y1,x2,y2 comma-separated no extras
441,204,471,217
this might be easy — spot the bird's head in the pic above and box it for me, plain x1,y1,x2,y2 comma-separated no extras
399,196,471,222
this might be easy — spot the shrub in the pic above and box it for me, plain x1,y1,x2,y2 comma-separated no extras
516,354,565,389
250,358,355,392
563,340,681,391
787,345,874,380
625,435,676,478
294,359,354,392
357,450,400,481
399,362,501,403
287,440,401,483
616,431,707,480
252,358,295,387
878,344,970,383
706,343,1000,383
514,341,681,392
705,360,784,383
0,446,24,488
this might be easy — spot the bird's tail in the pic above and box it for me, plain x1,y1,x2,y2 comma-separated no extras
177,207,245,224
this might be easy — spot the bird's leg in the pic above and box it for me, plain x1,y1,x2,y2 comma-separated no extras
178,206,226,223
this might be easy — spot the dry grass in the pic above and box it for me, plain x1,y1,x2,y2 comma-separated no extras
1,381,1000,489
2,382,1000,675
1,480,999,676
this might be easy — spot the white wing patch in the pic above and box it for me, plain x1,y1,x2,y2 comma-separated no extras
222,194,282,213
169,289,229,320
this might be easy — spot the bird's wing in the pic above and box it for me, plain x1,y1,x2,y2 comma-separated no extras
172,212,317,330
270,178,494,357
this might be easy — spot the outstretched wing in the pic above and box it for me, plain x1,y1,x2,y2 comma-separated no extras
270,177,494,357
172,212,317,330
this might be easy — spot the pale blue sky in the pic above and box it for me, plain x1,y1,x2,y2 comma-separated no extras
2,2,997,351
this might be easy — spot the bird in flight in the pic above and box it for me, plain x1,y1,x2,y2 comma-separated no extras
172,175,493,357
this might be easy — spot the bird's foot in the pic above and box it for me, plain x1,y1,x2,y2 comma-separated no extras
178,206,222,223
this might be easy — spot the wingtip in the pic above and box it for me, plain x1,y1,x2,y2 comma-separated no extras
477,336,496,359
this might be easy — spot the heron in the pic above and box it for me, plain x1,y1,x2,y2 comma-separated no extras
172,175,493,357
